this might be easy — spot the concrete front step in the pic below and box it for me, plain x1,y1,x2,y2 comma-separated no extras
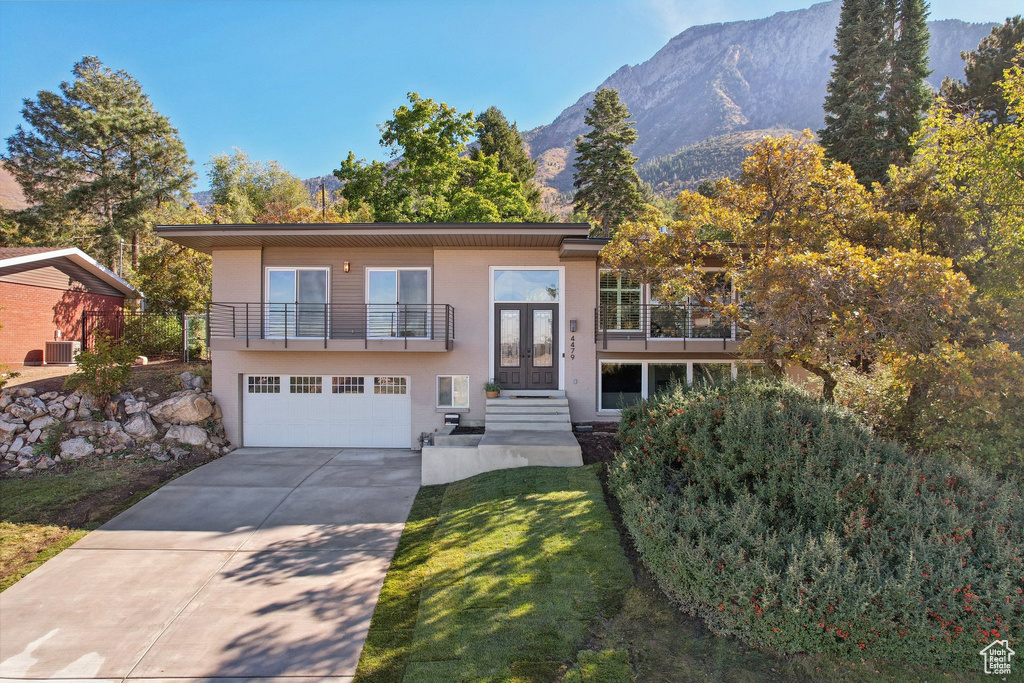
486,412,569,423
485,405,570,415
485,397,569,407
499,389,566,398
485,421,573,431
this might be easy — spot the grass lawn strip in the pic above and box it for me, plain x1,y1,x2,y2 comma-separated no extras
354,464,633,683
0,452,218,591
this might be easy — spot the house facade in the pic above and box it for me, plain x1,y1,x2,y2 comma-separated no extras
157,223,769,450
0,247,142,366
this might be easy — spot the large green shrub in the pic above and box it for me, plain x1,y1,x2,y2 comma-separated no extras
64,333,138,405
609,380,1024,670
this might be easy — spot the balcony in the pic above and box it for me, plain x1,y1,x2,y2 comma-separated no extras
595,303,744,352
208,302,455,352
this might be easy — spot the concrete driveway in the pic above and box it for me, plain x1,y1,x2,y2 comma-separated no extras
0,447,420,681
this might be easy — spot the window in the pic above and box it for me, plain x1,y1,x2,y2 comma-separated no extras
367,268,431,337
692,363,732,387
493,269,559,302
599,270,641,330
289,376,323,394
600,363,643,411
599,360,765,411
375,376,407,395
248,376,280,393
736,363,771,381
332,376,364,394
437,375,469,408
647,363,687,396
265,268,329,338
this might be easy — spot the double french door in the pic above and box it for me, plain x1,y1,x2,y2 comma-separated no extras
494,304,558,390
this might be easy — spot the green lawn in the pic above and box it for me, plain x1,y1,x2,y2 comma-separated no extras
357,464,986,683
354,464,634,683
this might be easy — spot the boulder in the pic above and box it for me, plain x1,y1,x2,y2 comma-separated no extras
135,356,148,366
123,413,158,440
71,420,108,437
10,437,24,453
35,456,54,470
180,371,194,385
63,409,76,423
39,391,58,401
11,387,36,397
149,394,213,425
47,402,67,419
8,397,47,421
124,398,149,415
27,428,41,444
63,394,81,409
100,427,133,452
0,394,11,410
190,376,205,390
29,415,57,431
0,419,26,437
163,424,208,446
60,437,94,460
78,394,100,413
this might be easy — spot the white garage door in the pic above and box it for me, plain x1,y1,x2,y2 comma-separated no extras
243,374,411,448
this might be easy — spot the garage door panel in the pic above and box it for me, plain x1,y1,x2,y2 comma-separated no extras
243,375,411,448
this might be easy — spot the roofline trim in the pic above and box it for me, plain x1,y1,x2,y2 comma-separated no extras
0,247,143,299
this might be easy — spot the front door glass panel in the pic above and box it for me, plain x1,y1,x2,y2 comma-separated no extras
500,310,520,367
532,309,553,367
493,270,559,302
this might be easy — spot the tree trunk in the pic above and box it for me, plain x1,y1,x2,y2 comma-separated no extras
801,361,838,403
131,229,140,272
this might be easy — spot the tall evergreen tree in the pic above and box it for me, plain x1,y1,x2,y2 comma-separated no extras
3,57,194,269
941,16,1024,125
470,106,544,215
820,0,931,186
820,0,890,186
882,0,932,168
572,88,645,236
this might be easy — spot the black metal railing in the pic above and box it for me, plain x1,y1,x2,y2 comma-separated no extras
82,310,209,360
208,302,455,350
595,303,741,349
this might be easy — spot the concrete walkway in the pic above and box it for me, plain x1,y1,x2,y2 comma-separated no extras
0,447,420,681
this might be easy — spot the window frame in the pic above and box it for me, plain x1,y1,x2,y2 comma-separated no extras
263,266,331,339
598,359,760,412
436,374,470,409
599,269,643,332
646,267,737,341
364,267,433,339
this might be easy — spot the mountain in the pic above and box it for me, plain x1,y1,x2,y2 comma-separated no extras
525,0,996,203
0,164,29,211
637,128,801,195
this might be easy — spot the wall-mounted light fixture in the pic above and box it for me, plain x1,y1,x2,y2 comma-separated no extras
343,261,350,273
569,319,577,333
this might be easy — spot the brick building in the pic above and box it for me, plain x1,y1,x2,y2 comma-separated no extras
0,247,143,366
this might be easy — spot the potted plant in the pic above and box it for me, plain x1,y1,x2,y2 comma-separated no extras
484,380,501,399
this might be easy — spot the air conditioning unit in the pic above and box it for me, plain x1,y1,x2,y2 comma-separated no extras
44,340,81,365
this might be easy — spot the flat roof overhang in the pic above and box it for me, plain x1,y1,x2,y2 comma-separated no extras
155,222,593,253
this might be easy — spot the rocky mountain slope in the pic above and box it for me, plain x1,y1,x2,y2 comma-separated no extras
526,0,996,197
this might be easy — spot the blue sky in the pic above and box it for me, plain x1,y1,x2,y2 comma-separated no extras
0,0,1018,190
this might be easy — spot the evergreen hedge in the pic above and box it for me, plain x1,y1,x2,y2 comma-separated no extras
609,380,1023,669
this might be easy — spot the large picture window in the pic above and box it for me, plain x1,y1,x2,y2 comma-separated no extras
599,360,761,411
265,268,329,338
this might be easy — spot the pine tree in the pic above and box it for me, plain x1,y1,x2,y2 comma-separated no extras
882,0,932,168
941,16,1024,125
3,57,194,269
470,107,545,217
819,0,890,186
572,88,645,236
